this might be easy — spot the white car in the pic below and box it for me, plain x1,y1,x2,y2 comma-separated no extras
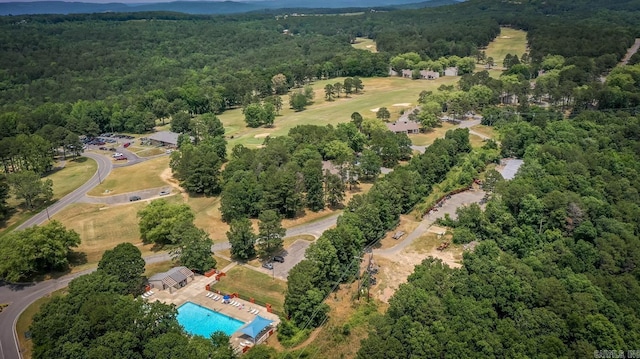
112,152,123,158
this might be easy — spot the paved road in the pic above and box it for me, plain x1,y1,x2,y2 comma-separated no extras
0,209,342,359
15,153,112,231
375,189,486,257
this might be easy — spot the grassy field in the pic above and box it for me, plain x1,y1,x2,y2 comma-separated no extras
351,37,377,52
407,122,457,146
49,157,98,199
211,266,286,314
87,156,169,196
470,124,497,139
52,202,157,267
0,157,97,235
483,27,528,69
221,76,459,149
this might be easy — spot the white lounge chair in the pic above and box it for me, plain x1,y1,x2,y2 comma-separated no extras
206,292,213,298
252,309,259,315
214,295,220,301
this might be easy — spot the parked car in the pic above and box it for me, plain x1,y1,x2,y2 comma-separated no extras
123,142,131,148
112,152,123,157
129,196,142,202
272,255,285,263
99,146,108,150
159,190,170,196
115,156,128,161
108,148,116,152
262,262,273,270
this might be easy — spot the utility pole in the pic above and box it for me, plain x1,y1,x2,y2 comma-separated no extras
366,253,372,302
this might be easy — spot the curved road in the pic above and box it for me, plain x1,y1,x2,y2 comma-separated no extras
15,153,112,231
0,182,340,359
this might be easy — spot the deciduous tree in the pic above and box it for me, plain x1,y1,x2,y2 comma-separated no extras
257,210,285,258
137,199,195,245
227,217,257,260
98,242,146,295
8,170,53,209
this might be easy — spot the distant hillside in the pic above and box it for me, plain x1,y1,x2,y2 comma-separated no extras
0,0,461,15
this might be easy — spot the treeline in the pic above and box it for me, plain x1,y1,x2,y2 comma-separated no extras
219,117,413,223
29,242,236,358
2,0,638,140
357,110,640,357
281,128,480,333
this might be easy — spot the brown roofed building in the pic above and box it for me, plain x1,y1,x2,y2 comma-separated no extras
386,120,420,134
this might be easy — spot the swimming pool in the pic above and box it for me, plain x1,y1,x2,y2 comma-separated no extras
177,302,245,337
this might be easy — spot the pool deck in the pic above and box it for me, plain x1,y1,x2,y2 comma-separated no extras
147,274,280,350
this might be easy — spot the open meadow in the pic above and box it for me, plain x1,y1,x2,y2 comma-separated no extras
483,27,528,69
351,37,377,52
221,76,459,148
87,156,169,196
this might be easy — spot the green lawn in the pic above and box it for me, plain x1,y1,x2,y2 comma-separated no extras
53,202,157,266
212,266,287,314
87,156,169,196
49,157,98,199
483,27,528,69
351,37,377,52
0,157,97,235
221,76,459,149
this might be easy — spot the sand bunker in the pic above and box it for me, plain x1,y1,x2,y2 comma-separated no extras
500,36,512,39
254,133,271,138
370,108,380,112
392,103,411,107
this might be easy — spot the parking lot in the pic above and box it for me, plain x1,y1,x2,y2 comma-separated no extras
256,239,312,280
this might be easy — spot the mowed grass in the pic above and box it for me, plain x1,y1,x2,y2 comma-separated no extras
212,266,286,314
407,122,457,146
87,156,169,196
351,37,377,52
470,124,497,139
221,76,459,149
52,202,156,268
483,27,528,69
49,157,98,199
0,157,97,235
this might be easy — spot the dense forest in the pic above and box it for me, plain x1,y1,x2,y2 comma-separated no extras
357,107,640,359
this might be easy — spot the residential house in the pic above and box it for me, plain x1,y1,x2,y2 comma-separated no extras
444,67,459,76
401,69,413,78
420,70,440,80
386,120,420,134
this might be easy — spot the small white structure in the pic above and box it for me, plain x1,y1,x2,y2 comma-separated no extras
148,266,195,293
444,67,459,76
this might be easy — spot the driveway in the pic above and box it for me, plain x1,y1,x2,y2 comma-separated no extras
375,189,486,257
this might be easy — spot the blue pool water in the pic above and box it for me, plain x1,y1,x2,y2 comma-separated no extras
177,302,245,337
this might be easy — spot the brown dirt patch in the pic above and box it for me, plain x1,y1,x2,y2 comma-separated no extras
376,215,421,250
254,133,271,138
373,231,462,303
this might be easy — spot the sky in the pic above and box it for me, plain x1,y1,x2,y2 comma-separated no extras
0,0,267,3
